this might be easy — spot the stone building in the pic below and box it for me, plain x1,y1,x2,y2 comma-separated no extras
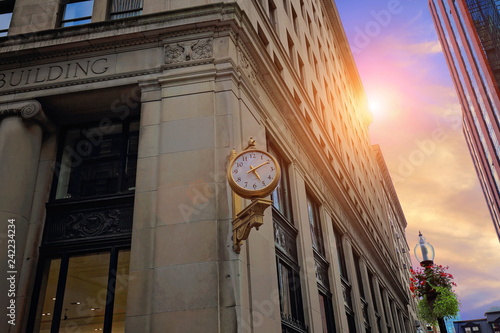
0,0,417,332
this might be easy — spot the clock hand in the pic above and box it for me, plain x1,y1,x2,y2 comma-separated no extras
246,161,270,174
247,165,261,180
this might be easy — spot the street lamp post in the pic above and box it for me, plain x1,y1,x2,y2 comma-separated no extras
413,232,448,333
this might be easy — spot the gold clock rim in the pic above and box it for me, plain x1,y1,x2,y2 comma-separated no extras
227,149,281,199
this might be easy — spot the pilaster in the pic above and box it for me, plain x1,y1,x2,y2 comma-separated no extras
342,237,365,333
371,276,388,333
0,99,52,333
382,289,396,332
359,258,378,333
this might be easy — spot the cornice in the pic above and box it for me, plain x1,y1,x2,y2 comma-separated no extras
0,3,241,66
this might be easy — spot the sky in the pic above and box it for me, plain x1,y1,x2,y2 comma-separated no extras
335,0,500,321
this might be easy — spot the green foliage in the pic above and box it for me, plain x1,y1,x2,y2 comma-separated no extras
417,286,460,323
417,297,436,324
410,264,460,323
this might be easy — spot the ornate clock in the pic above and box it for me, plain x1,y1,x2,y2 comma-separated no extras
227,149,281,199
227,140,282,253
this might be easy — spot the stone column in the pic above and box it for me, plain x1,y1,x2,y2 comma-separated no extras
0,100,52,333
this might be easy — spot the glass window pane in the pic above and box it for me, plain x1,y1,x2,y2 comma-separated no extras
112,250,130,332
64,0,94,19
55,123,128,199
269,146,292,221
38,259,61,333
0,13,12,35
278,262,292,316
319,293,328,333
124,122,139,191
59,253,110,332
62,0,94,26
307,196,325,255
62,18,92,27
55,128,80,199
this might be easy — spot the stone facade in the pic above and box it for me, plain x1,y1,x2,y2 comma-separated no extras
0,1,417,332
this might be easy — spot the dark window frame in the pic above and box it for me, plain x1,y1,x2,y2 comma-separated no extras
269,144,293,222
268,139,307,333
28,115,138,332
50,117,139,201
26,242,131,333
318,290,336,333
276,255,306,332
333,224,348,279
306,192,325,256
0,0,15,37
109,0,143,20
60,0,95,27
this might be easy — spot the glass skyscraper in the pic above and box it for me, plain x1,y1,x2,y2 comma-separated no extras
429,0,500,241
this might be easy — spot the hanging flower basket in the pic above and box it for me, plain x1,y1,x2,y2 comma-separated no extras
410,264,460,324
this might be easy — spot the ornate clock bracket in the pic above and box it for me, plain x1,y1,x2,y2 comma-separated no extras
232,198,272,253
228,137,280,253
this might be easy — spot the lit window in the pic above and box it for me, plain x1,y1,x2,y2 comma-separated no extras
32,250,130,332
28,106,137,333
61,0,94,27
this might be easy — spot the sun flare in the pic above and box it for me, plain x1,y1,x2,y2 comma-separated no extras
368,97,384,120
366,91,394,121
369,99,381,114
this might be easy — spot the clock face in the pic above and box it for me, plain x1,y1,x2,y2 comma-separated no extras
228,149,281,199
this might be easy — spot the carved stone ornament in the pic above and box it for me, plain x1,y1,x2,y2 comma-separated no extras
274,221,298,259
164,38,213,64
238,50,258,85
232,198,272,253
0,100,54,132
65,209,122,239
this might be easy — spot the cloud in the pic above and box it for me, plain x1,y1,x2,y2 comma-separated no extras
406,40,443,54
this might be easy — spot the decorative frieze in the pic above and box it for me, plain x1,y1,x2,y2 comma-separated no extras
164,38,213,64
314,254,330,290
238,49,258,85
273,215,298,260
43,196,134,244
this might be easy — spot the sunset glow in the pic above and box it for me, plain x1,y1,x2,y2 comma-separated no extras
368,97,383,118
337,0,500,321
